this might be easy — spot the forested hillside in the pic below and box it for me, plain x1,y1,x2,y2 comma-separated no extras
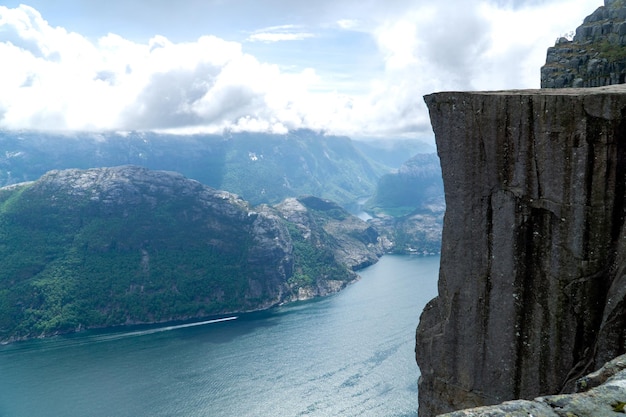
0,166,382,342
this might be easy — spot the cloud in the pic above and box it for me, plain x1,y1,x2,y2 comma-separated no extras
246,25,315,42
0,6,317,133
248,32,315,42
0,1,606,140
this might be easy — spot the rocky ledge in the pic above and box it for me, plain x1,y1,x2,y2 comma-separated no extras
416,85,626,416
441,354,626,417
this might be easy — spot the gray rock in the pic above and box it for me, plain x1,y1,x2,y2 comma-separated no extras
541,0,626,88
416,85,626,417
439,354,626,417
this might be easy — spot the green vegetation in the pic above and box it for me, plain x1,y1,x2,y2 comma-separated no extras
596,39,626,61
0,179,253,340
0,167,370,342
286,222,353,290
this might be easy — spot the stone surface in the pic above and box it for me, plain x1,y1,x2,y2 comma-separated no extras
541,0,626,88
440,354,626,417
416,85,626,417
275,196,383,271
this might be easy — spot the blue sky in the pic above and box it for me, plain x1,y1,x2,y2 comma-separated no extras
0,0,603,141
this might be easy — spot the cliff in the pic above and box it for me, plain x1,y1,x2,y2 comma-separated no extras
541,0,626,88
415,85,626,416
0,166,382,342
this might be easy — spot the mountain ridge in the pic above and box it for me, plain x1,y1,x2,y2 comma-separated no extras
0,129,385,207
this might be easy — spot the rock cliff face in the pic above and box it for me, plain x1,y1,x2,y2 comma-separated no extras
416,86,626,416
541,0,626,88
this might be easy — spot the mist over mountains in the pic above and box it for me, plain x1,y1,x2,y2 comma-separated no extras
0,129,387,207
0,129,444,254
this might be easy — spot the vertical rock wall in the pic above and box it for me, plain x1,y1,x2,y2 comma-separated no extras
416,86,626,417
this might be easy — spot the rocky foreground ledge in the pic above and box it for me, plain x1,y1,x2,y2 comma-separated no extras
416,85,626,416
441,354,626,417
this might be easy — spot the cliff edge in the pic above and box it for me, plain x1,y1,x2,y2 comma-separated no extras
416,85,626,416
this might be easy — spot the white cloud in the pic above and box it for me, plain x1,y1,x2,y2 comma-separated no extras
336,19,360,30
342,0,603,138
0,6,320,132
246,24,315,43
0,1,607,140
247,32,315,42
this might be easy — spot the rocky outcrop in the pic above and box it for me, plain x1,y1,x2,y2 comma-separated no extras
416,86,626,416
0,166,381,342
440,354,626,417
275,195,383,271
541,0,626,88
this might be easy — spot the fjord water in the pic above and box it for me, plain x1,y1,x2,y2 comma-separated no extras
0,255,439,417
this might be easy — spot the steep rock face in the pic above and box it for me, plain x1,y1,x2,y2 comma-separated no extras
416,86,626,416
275,196,383,272
0,166,380,342
541,0,626,88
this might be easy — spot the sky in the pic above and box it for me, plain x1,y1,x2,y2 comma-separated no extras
0,0,604,142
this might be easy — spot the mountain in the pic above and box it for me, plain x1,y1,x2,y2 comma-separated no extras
0,129,385,207
0,166,382,343
352,138,436,169
0,128,446,253
367,153,443,216
365,153,444,254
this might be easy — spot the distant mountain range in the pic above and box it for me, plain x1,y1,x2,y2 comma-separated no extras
0,128,444,255
0,127,445,341
366,153,444,254
0,129,385,207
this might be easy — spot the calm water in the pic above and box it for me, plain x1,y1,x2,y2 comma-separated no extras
0,255,439,417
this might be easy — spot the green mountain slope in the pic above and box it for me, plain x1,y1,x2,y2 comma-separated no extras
0,166,382,342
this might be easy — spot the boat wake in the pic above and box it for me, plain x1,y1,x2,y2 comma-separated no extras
96,316,239,342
